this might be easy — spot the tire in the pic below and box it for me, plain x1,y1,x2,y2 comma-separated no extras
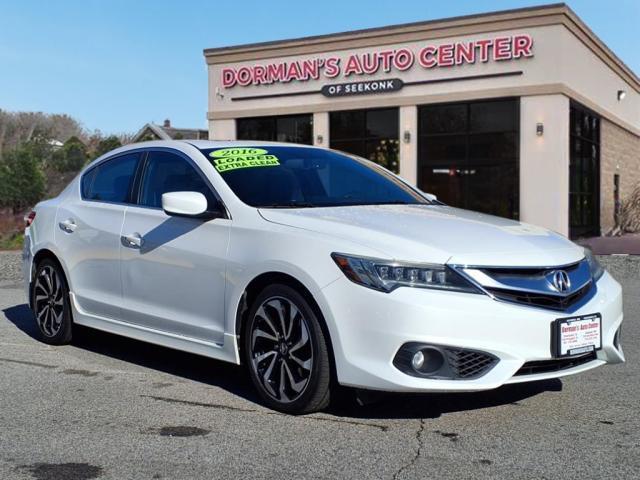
243,284,331,414
31,258,73,345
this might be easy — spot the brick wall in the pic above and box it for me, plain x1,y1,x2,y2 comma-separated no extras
600,119,640,234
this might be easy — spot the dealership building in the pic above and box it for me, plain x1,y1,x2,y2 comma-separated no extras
204,3,639,239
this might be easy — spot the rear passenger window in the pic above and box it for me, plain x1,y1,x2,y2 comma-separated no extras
139,151,216,209
83,153,140,203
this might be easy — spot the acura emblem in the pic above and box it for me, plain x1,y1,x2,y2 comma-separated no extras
551,270,571,293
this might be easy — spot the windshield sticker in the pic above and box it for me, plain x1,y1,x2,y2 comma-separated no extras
210,148,280,173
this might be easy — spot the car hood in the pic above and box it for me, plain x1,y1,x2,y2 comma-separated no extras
258,204,584,267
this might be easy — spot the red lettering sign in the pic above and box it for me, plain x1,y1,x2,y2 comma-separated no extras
219,34,534,88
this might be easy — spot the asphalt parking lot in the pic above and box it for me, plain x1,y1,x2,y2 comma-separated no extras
0,253,638,480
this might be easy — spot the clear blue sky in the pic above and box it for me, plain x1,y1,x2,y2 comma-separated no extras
1,0,638,135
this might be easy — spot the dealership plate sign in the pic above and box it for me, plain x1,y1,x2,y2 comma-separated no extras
553,313,602,357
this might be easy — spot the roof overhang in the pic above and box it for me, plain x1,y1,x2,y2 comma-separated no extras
203,3,639,93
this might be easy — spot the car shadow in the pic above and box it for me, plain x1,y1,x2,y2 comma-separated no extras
328,379,563,420
137,216,202,254
3,303,562,420
2,303,255,403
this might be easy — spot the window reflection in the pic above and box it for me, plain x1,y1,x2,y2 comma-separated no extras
237,114,313,145
330,108,400,173
418,99,519,219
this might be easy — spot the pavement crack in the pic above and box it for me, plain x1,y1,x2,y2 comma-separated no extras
0,357,57,369
392,418,425,480
141,394,388,431
141,394,255,412
61,368,100,377
300,415,388,431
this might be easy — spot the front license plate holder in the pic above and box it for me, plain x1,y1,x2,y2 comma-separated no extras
551,313,602,358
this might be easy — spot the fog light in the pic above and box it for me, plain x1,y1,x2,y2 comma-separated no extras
410,347,445,374
411,351,425,370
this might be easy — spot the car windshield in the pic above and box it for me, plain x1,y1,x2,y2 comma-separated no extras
199,145,430,208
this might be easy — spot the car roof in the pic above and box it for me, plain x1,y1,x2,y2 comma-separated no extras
182,140,319,149
82,140,328,174
114,139,320,152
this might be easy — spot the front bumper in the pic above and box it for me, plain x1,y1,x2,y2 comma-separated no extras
321,271,624,392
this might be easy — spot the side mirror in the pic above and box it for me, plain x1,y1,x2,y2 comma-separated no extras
162,191,212,218
421,191,438,202
419,190,438,202
418,190,445,205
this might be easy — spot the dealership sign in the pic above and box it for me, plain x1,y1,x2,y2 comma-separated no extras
321,78,403,97
221,34,533,88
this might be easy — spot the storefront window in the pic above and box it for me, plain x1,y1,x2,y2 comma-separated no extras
330,108,399,173
418,99,519,219
569,103,600,238
236,114,313,145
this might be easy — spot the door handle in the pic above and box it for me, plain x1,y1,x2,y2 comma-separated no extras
121,232,144,249
59,219,77,233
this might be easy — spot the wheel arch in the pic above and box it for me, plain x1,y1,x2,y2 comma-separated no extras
234,271,336,375
29,248,69,309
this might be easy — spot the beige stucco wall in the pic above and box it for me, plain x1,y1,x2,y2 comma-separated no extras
312,112,329,147
600,119,640,233
520,95,570,236
398,106,417,184
210,119,235,140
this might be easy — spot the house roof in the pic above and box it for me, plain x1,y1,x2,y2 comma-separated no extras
132,123,209,142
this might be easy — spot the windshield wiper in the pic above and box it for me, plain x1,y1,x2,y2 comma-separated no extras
259,202,318,209
356,201,417,206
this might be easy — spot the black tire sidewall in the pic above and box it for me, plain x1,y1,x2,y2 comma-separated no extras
32,259,73,345
243,284,331,414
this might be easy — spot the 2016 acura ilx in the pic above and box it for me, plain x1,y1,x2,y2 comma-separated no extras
23,141,624,414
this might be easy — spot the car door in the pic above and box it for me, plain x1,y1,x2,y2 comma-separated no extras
119,148,230,344
55,151,141,319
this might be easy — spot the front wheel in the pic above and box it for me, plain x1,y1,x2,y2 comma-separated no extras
31,259,73,345
243,284,331,414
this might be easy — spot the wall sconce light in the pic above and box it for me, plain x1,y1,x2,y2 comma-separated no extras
403,130,411,143
316,134,323,144
536,123,544,136
617,90,626,101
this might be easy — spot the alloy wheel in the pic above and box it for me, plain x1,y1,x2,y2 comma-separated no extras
249,296,313,403
33,265,65,337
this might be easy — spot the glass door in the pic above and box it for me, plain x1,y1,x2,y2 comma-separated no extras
418,99,520,219
569,104,600,238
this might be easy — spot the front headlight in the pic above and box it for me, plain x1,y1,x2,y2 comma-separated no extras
584,247,604,281
331,253,480,293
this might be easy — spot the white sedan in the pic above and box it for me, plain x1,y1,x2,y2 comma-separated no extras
23,141,624,414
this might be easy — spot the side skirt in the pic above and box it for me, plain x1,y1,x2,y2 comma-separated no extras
69,292,240,365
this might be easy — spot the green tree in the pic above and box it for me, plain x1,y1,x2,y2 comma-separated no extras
0,143,46,213
93,135,122,159
54,136,87,172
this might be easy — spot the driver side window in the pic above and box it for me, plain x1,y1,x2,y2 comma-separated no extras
139,151,217,210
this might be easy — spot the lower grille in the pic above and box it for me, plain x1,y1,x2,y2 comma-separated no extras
514,352,597,376
443,348,498,379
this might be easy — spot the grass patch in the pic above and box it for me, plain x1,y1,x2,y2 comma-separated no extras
0,232,24,250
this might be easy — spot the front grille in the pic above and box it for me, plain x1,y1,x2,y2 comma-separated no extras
443,348,498,379
456,259,595,312
485,281,593,311
514,352,597,376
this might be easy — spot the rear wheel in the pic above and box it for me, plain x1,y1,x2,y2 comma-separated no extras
31,259,73,345
243,284,331,414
